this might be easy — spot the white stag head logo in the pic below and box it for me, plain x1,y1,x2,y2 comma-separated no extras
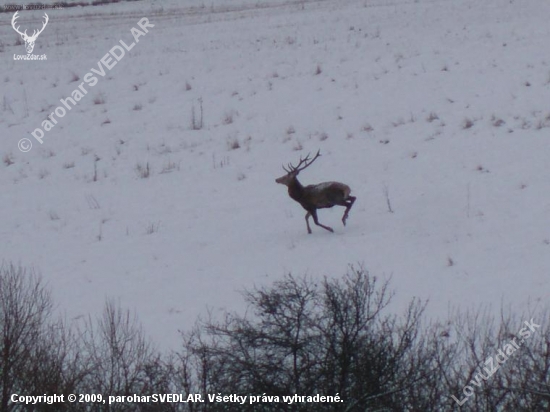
11,11,49,54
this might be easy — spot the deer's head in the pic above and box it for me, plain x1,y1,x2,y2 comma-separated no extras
12,11,49,54
275,150,321,186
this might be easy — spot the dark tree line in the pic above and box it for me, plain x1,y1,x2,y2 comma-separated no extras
0,262,548,411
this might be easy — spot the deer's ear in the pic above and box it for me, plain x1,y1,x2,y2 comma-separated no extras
20,34,25,39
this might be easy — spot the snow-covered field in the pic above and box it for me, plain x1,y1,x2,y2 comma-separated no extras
1,0,550,350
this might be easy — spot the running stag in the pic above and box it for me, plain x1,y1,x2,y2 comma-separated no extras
276,150,356,234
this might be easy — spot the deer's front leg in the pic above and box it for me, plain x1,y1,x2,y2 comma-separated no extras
311,210,334,233
305,212,313,234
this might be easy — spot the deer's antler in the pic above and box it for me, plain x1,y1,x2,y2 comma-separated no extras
292,149,321,172
11,12,48,41
11,11,27,38
281,150,321,174
29,13,49,40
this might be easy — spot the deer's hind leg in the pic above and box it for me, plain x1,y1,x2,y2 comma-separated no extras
341,196,356,226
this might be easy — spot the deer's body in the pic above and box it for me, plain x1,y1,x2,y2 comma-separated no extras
276,151,356,234
288,181,351,209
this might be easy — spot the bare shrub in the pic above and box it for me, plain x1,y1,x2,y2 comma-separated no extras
38,169,50,179
426,112,439,123
223,111,235,125
69,71,80,83
145,221,160,234
175,267,550,410
227,137,240,150
1,262,550,411
177,266,439,411
78,300,159,400
160,159,179,174
491,115,505,127
191,98,203,130
135,162,151,179
0,264,53,410
93,93,105,105
462,117,475,129
362,123,374,132
3,154,14,166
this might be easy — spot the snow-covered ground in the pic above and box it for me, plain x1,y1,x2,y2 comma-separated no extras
1,0,550,350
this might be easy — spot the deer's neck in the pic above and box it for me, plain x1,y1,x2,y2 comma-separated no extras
288,178,305,201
